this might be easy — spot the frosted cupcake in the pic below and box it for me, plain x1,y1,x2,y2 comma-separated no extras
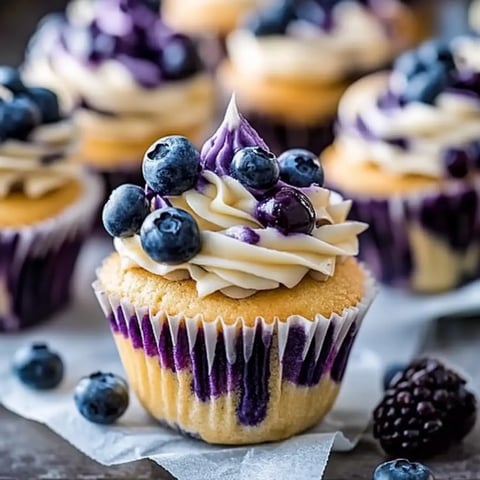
94,98,375,445
323,38,480,293
219,0,433,155
23,0,214,197
0,67,103,332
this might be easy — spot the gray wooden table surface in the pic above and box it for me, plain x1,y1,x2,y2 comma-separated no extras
1,1,478,479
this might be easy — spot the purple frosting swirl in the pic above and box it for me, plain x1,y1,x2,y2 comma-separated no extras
200,98,269,176
28,0,204,89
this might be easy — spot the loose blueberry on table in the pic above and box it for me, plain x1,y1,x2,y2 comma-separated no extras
373,358,477,459
12,343,64,390
74,372,129,425
373,459,435,480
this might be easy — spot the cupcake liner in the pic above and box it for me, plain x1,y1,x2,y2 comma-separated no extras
93,264,376,443
0,174,103,332
346,181,480,292
246,113,336,156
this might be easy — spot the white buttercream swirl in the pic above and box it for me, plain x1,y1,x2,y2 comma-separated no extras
22,0,214,141
227,1,413,85
336,68,480,178
115,170,366,299
0,120,80,198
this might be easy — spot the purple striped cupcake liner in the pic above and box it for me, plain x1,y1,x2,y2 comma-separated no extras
344,180,480,292
0,174,103,332
245,113,336,156
93,265,375,443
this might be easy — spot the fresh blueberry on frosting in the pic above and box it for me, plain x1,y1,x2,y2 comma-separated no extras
230,146,280,190
143,135,200,195
278,149,324,187
103,184,150,237
140,207,202,264
256,187,316,235
23,87,61,124
0,97,41,141
0,66,27,94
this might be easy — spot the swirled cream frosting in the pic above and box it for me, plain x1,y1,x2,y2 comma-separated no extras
227,0,417,85
336,37,480,179
23,0,214,141
114,98,367,298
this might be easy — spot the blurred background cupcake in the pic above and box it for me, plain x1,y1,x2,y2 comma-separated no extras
218,0,434,155
23,0,215,202
94,98,374,444
162,0,272,68
0,67,102,332
322,36,480,293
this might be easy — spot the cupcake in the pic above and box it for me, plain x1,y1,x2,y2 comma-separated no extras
219,0,433,155
322,37,480,293
23,0,215,199
0,67,103,332
93,97,375,445
162,0,271,68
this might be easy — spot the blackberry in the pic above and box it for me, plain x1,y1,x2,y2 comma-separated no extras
373,358,477,459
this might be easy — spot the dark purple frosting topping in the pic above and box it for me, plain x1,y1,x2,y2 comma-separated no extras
29,0,204,89
200,98,269,176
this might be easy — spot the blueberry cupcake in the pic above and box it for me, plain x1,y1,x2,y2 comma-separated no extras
322,38,480,293
93,97,375,445
219,0,433,155
23,0,214,199
0,67,103,332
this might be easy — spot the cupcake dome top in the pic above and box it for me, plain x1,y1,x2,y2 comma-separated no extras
0,67,79,199
103,97,367,299
336,37,480,180
227,0,423,85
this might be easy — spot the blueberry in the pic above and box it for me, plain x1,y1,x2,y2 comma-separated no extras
143,136,200,195
443,147,471,179
102,184,150,238
394,51,424,79
383,364,406,390
373,459,435,480
0,97,41,140
0,66,26,93
256,187,316,235
74,372,129,425
230,147,280,190
161,36,202,80
23,87,61,124
402,65,448,105
140,207,201,264
12,343,64,390
247,0,297,36
278,149,324,187
418,39,454,68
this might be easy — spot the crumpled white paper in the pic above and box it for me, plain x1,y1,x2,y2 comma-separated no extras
1,238,478,480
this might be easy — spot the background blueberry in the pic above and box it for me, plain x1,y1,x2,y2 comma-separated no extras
443,147,471,179
23,87,61,124
161,36,202,80
230,147,280,190
247,0,297,36
373,459,435,480
102,184,150,238
278,148,324,187
394,51,424,79
74,372,129,425
140,207,201,264
12,343,64,390
256,186,316,235
402,65,448,105
143,136,200,195
0,97,41,140
0,66,26,94
383,363,406,390
418,39,454,68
